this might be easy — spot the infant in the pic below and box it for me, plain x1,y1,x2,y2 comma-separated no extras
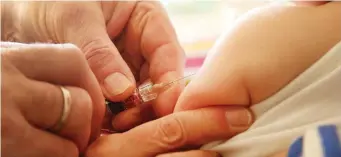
175,1,341,157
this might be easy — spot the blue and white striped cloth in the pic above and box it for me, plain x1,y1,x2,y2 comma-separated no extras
288,125,341,157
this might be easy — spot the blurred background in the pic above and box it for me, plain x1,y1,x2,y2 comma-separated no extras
161,0,290,75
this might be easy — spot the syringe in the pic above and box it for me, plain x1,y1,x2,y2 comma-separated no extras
101,74,195,134
105,74,195,115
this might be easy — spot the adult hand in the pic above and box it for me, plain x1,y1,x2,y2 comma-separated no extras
2,1,185,129
85,106,253,157
1,42,104,156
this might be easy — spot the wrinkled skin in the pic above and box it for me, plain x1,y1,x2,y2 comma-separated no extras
1,1,185,133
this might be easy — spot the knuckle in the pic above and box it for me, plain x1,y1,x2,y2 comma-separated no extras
136,1,156,12
61,43,84,60
134,1,167,26
133,3,155,29
83,38,111,60
57,43,90,76
155,115,186,148
82,39,114,70
135,1,165,13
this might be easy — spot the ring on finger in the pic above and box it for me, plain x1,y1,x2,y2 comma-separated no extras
50,86,72,133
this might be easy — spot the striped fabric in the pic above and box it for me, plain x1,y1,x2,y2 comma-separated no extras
288,125,341,157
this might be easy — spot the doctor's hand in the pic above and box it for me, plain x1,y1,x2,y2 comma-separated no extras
1,42,104,157
85,106,253,157
2,1,185,129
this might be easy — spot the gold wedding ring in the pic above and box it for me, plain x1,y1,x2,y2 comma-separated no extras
50,86,72,132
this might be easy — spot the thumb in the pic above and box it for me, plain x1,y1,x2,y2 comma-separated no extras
61,4,136,101
174,57,251,111
79,32,136,101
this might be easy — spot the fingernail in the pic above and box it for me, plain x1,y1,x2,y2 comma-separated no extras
226,108,252,129
104,73,132,96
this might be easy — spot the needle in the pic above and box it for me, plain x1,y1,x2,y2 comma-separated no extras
159,73,196,88
139,73,196,90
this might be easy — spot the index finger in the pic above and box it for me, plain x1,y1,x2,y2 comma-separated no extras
132,1,186,116
86,106,253,157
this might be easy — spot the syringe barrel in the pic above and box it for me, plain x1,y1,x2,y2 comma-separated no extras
137,82,158,103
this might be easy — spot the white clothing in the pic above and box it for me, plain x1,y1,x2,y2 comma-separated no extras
202,41,341,157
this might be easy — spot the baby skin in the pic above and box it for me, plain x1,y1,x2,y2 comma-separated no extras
174,1,341,156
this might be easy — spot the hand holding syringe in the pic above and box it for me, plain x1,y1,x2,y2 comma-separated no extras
102,74,195,133
106,73,195,114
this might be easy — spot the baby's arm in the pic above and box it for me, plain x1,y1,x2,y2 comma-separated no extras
175,2,341,111
174,2,341,157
